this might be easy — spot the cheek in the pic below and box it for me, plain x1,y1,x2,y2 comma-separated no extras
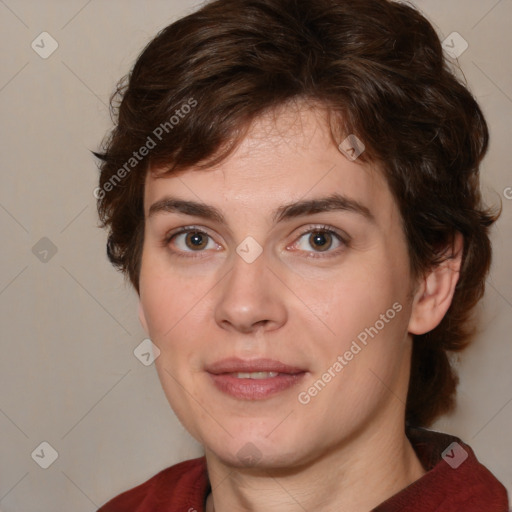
303,302,410,423
320,269,396,334
139,252,203,338
139,277,173,337
139,265,215,386
314,265,410,379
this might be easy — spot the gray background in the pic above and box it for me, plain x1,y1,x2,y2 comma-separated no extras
0,0,510,510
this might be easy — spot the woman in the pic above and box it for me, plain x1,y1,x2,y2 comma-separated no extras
94,0,509,510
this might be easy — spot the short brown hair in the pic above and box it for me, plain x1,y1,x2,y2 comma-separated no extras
95,0,499,426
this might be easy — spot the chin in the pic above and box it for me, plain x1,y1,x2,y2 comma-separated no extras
201,427,308,470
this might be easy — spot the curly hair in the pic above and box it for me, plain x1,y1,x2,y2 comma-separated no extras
94,0,499,426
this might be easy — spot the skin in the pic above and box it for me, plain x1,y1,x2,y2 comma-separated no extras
138,102,462,512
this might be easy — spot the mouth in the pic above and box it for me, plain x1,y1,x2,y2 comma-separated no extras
206,358,307,400
229,371,280,379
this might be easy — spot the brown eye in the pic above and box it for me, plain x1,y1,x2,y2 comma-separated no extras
185,231,209,250
292,226,347,257
166,228,216,255
309,231,333,252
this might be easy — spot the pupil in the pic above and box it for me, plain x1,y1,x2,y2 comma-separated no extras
187,232,206,249
311,232,331,251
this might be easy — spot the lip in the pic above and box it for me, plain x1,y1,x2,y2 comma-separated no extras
206,357,305,375
206,358,307,400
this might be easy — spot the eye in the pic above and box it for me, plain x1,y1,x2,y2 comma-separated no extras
164,227,219,257
164,225,348,259
291,226,348,257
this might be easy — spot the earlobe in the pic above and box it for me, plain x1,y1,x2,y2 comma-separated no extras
408,233,464,335
138,301,149,334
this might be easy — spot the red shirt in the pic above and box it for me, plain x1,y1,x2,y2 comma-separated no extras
97,427,509,511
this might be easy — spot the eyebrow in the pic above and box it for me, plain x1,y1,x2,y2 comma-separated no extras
148,192,375,224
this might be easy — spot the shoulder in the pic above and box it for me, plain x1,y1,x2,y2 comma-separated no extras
390,427,510,511
97,456,209,512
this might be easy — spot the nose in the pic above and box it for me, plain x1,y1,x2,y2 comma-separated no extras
214,250,288,334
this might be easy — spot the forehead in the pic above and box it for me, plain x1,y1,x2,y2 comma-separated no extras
143,104,396,226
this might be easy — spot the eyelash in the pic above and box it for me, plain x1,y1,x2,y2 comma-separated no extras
163,224,349,259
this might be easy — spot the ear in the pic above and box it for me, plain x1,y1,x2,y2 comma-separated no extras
408,232,463,335
138,300,149,334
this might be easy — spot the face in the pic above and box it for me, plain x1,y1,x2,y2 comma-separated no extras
138,104,417,469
